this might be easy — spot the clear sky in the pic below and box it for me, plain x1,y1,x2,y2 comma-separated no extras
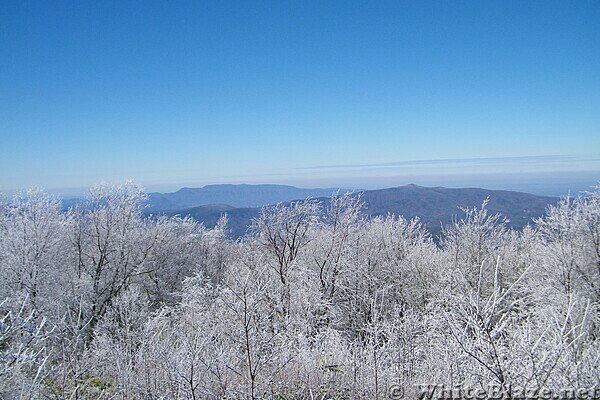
1,1,599,195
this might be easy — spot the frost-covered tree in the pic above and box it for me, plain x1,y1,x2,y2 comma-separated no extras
250,199,320,319
0,189,70,311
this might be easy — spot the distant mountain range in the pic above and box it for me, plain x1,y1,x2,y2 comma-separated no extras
146,184,348,210
150,184,558,239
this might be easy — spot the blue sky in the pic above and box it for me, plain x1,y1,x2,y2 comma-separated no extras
1,1,599,195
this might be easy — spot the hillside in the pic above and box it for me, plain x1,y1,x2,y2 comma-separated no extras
156,204,260,238
358,184,557,237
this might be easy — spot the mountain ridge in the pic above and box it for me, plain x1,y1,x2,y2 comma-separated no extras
146,183,351,211
154,184,559,239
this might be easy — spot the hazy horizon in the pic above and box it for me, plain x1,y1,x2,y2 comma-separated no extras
3,159,598,199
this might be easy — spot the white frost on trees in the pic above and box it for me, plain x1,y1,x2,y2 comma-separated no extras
0,182,598,399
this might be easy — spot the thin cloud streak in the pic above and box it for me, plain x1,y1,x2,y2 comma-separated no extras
296,155,600,171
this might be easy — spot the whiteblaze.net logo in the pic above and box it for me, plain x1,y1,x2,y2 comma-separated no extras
388,384,600,400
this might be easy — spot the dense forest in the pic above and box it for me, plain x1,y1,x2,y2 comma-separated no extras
1,182,598,399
